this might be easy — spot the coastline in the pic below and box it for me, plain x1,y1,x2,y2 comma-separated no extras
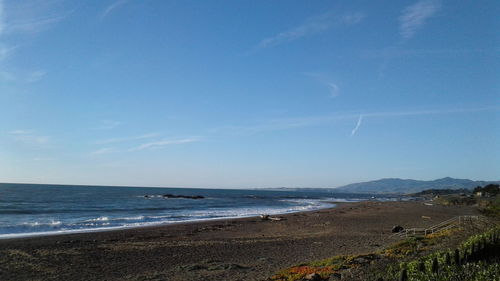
0,201,340,240
0,201,478,281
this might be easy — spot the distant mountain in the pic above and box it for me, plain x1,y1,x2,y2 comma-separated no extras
333,177,500,194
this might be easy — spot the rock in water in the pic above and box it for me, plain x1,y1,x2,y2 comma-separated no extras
162,194,205,199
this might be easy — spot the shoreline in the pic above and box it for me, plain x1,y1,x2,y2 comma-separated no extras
0,201,478,281
0,202,342,241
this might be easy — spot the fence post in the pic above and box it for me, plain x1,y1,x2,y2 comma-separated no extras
454,249,460,266
418,261,425,272
431,257,439,274
399,268,408,281
445,252,451,265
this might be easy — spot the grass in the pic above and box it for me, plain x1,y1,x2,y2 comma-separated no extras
269,229,458,281
269,254,371,281
382,238,423,258
377,226,500,281
434,195,477,206
479,195,500,217
435,194,500,218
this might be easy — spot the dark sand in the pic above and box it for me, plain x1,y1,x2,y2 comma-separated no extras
0,201,478,281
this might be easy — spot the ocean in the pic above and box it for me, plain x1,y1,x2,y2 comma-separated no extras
0,183,392,239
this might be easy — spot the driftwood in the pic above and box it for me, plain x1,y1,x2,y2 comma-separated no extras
260,214,285,221
269,217,284,221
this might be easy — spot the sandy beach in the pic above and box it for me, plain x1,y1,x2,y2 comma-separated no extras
0,201,478,281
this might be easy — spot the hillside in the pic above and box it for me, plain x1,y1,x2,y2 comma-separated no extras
333,177,499,194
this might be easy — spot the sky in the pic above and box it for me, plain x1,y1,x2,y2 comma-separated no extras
0,0,498,188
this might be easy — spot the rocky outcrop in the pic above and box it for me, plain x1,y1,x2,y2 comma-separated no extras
162,194,205,199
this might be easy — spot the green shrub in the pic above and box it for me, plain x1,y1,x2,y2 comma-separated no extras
379,227,500,281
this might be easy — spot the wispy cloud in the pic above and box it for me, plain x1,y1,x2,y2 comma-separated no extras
362,107,496,118
351,115,363,136
9,129,31,135
0,1,9,64
0,44,16,62
213,106,499,137
6,13,69,35
133,137,201,151
95,133,160,144
399,0,440,40
211,115,350,137
327,83,340,98
8,130,49,145
95,120,121,130
0,0,71,82
0,67,46,82
256,11,364,49
88,106,498,154
101,0,128,20
361,48,490,60
0,0,5,36
25,70,46,82
1,1,71,35
91,147,117,155
0,46,8,61
90,136,200,155
303,72,341,98
0,69,14,80
33,157,54,161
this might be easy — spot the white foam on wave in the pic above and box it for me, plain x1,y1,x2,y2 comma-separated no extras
119,215,145,221
179,198,334,219
21,220,62,227
325,198,365,203
83,216,145,223
140,195,163,199
148,214,188,219
0,198,337,239
84,216,109,222
0,216,249,239
78,222,111,227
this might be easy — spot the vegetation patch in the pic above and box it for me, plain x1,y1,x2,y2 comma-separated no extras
382,238,422,258
270,253,384,280
434,195,476,206
270,265,338,281
176,260,246,272
268,224,473,281
377,226,500,281
478,195,500,217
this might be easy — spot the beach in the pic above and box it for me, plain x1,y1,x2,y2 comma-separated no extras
0,201,478,281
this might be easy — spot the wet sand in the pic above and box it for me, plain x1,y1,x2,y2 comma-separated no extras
0,201,478,281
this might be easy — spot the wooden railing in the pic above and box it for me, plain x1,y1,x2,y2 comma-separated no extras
392,215,487,238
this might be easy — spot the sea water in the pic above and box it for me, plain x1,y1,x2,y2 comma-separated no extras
0,183,390,238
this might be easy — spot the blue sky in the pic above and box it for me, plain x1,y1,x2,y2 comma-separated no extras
0,0,498,188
